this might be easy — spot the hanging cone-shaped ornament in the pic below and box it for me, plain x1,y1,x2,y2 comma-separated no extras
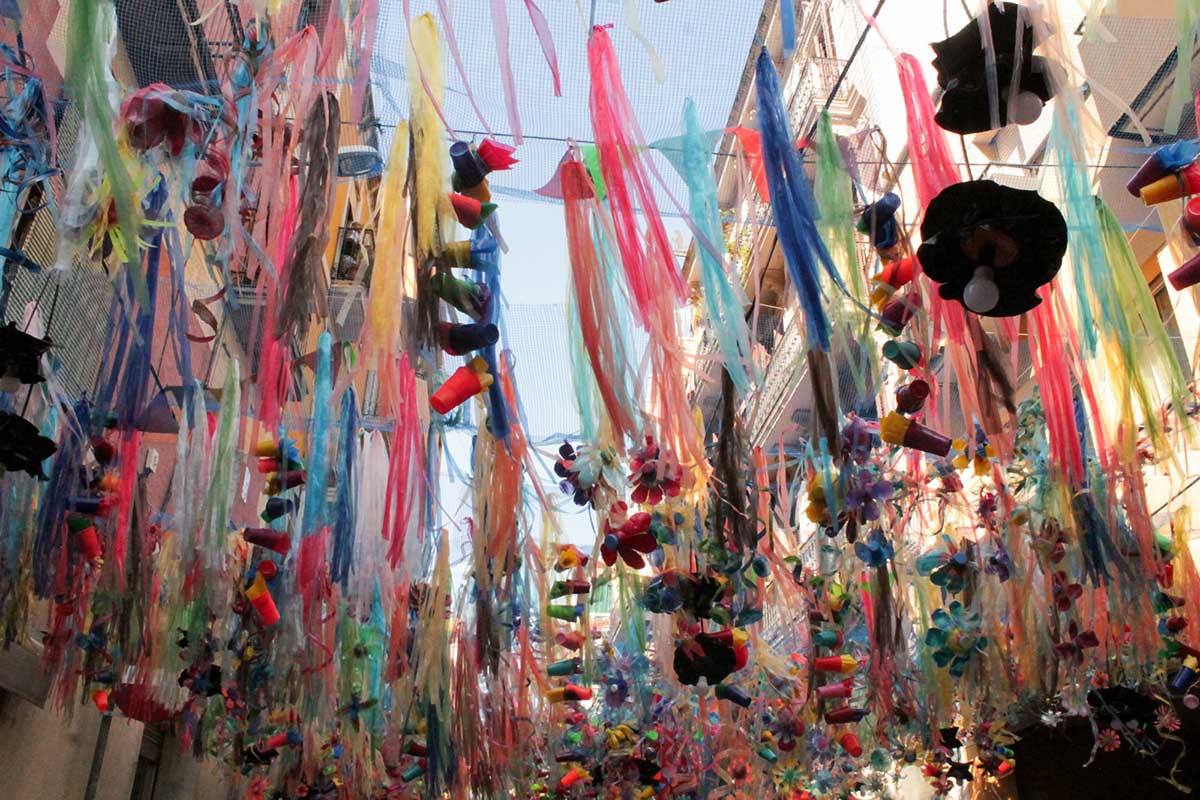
878,294,919,337
813,655,858,674
450,140,488,193
895,380,930,414
546,657,582,677
69,513,104,562
449,193,497,230
261,497,293,522
263,731,302,750
254,437,302,461
869,256,916,306
430,356,494,414
1169,251,1200,291
1141,163,1200,205
817,678,854,700
545,684,592,703
437,321,499,356
242,527,292,555
881,340,922,369
430,273,491,321
439,235,500,272
265,470,306,495
1127,140,1200,196
244,574,279,626
879,411,955,457
824,707,868,724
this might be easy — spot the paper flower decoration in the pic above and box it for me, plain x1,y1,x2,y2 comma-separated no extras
983,538,1011,582
845,469,893,521
1054,621,1099,663
916,537,974,594
627,435,682,506
1051,570,1083,612
601,502,658,569
854,529,894,567
840,415,878,464
554,441,621,508
642,569,728,621
1155,706,1182,733
805,479,832,524
1097,726,1121,752
924,601,988,677
953,426,998,476
555,544,589,571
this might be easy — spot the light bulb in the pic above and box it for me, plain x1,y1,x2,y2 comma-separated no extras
962,266,999,314
1008,90,1044,125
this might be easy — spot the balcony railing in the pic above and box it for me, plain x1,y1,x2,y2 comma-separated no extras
331,224,375,287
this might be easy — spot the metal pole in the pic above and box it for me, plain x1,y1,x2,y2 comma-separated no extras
806,0,888,139
83,715,112,800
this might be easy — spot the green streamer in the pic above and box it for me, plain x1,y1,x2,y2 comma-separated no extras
814,110,877,401
66,0,146,304
1095,198,1191,448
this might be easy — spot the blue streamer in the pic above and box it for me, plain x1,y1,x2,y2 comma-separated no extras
33,398,90,597
330,388,358,589
781,0,797,55
754,49,844,351
472,226,510,440
94,181,167,430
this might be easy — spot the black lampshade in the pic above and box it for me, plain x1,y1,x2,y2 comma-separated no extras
918,179,1067,317
931,1,1057,134
0,411,56,479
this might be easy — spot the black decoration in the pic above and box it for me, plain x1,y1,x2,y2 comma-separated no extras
946,760,975,784
673,633,736,686
939,726,963,750
0,410,57,479
918,180,1067,317
931,1,1058,134
0,321,51,387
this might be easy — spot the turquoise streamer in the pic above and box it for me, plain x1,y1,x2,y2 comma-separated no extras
566,290,601,442
301,332,333,534
679,97,758,396
1049,108,1102,355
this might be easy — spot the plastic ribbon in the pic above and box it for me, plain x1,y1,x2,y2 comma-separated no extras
623,0,665,83
301,332,334,535
490,0,523,144
330,388,358,590
754,47,843,351
524,0,562,96
435,0,494,136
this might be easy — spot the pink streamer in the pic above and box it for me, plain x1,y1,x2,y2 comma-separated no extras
1027,287,1084,483
382,355,424,568
435,0,495,135
895,54,959,209
588,25,686,327
523,0,562,96
113,430,141,592
490,0,523,143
